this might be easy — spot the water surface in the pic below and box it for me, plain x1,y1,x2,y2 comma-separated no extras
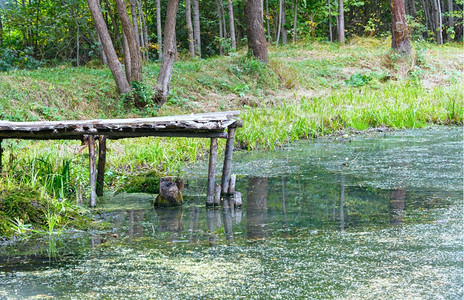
0,127,462,299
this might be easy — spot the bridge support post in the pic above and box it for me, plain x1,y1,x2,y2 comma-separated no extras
97,136,107,197
206,138,218,207
88,135,97,207
220,126,236,196
0,139,3,174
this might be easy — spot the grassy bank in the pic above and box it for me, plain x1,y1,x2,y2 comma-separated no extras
0,38,462,237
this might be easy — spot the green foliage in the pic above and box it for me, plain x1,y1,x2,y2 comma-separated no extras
345,73,372,87
0,47,42,71
0,180,89,237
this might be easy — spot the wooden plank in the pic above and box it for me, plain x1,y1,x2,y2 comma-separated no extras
96,136,107,197
220,127,236,195
206,138,218,207
0,130,230,140
88,135,97,207
0,111,240,129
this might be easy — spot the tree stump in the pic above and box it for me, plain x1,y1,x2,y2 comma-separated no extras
154,177,184,207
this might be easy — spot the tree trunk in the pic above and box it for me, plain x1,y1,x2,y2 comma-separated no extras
245,0,268,62
266,0,271,42
281,0,287,44
432,0,443,44
391,0,411,55
216,0,224,55
276,0,282,43
220,0,227,39
293,0,298,42
87,0,131,94
122,31,132,81
436,0,443,44
136,0,146,60
338,0,344,43
192,0,201,57
154,177,184,207
115,0,142,82
185,0,195,57
328,0,332,42
129,0,141,48
156,0,163,59
447,0,454,41
97,32,108,65
0,12,4,46
103,0,120,43
142,0,149,58
227,0,237,50
155,0,179,106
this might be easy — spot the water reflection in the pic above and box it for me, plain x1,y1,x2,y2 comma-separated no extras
98,174,451,246
390,189,405,224
246,177,269,240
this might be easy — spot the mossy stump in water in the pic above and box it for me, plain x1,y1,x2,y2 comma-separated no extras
154,177,184,207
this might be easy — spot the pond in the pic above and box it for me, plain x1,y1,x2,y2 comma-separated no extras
0,126,462,299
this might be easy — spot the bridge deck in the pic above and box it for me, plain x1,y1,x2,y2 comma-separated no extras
0,111,241,207
0,111,240,140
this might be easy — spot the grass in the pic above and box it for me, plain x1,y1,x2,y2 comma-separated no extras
0,37,462,236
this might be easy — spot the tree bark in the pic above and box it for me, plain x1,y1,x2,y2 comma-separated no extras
245,0,268,62
155,0,179,106
293,0,298,42
156,0,163,59
391,0,411,55
192,0,201,57
266,0,271,42
122,31,132,80
136,0,147,60
87,0,131,94
328,0,332,42
185,0,195,57
227,0,237,49
435,0,443,44
115,0,142,82
216,0,225,55
447,0,454,41
338,0,344,43
129,0,141,48
276,0,282,43
281,0,287,44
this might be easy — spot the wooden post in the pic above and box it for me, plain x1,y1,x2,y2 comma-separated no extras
206,138,218,206
220,126,236,195
228,174,236,194
96,136,107,197
0,139,3,174
88,135,97,207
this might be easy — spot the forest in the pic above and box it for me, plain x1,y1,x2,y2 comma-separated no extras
0,0,463,298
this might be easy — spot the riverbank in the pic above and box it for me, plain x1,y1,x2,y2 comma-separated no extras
0,38,462,236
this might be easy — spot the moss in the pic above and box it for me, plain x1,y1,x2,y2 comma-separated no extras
116,170,161,194
154,194,184,207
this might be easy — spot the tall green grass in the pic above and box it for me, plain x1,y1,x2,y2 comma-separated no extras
237,81,462,150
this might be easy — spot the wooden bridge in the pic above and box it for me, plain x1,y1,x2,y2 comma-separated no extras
0,111,242,207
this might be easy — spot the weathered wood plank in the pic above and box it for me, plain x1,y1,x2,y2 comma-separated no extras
206,138,218,207
88,135,97,207
96,136,107,197
0,130,230,140
0,111,240,129
220,127,236,195
0,139,3,173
